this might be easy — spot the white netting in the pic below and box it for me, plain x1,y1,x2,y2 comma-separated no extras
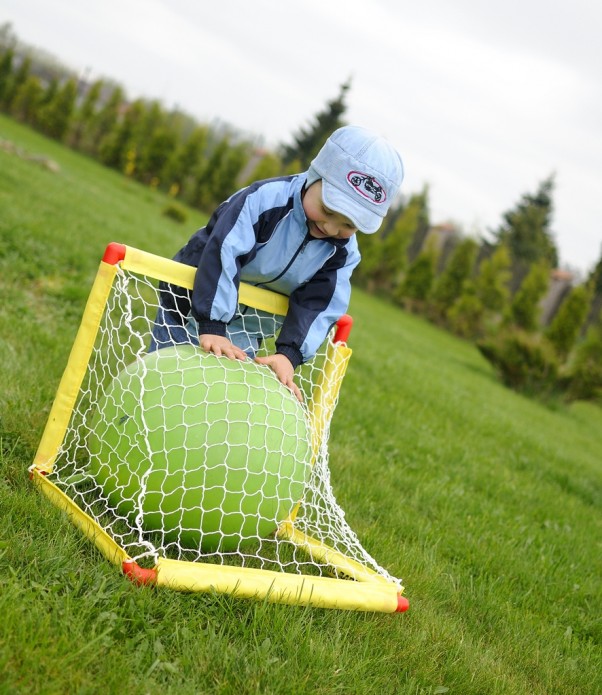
48,263,400,588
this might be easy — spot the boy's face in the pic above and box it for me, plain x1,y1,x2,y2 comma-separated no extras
303,181,358,240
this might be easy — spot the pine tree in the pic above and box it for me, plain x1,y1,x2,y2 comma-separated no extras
447,281,486,339
280,80,350,169
98,99,145,171
396,243,437,311
138,127,178,185
88,85,124,156
582,246,602,333
209,142,249,208
70,79,104,150
243,152,282,187
429,237,479,322
544,283,592,359
491,175,558,291
474,244,512,313
379,192,428,291
509,261,550,331
193,139,250,211
354,228,384,290
37,78,77,140
10,74,42,123
0,47,14,107
163,126,208,198
4,54,31,112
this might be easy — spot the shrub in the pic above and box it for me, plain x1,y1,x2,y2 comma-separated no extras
565,325,602,403
477,329,559,397
162,203,187,224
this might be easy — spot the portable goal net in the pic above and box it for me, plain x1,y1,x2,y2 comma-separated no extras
31,242,408,613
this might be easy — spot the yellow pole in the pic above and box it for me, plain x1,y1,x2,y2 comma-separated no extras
33,259,119,473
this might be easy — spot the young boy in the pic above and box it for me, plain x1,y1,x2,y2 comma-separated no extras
151,125,404,400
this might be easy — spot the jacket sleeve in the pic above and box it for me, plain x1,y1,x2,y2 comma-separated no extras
275,240,360,367
190,190,258,334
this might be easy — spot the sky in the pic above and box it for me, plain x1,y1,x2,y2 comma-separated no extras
2,0,601,276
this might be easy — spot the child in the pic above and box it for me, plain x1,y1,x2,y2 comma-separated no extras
151,125,404,401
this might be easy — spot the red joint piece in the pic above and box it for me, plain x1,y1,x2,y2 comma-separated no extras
396,595,410,613
333,314,353,344
102,242,127,265
122,560,157,586
29,467,48,480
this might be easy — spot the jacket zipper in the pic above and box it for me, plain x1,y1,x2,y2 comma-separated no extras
255,232,312,289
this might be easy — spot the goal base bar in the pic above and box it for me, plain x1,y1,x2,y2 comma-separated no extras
31,468,408,613
129,557,408,613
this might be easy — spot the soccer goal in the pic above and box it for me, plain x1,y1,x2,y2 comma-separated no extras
30,242,408,613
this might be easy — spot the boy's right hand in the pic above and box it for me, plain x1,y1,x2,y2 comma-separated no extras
199,334,248,361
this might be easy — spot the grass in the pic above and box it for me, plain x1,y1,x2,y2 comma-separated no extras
1,113,601,694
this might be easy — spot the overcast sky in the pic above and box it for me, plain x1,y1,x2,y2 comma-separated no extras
3,0,601,275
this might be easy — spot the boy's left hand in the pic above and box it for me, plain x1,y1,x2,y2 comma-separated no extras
255,354,303,403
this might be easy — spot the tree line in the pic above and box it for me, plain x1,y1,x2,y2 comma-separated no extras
1,23,601,405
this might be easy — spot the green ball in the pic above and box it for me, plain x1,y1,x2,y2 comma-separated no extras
88,345,312,552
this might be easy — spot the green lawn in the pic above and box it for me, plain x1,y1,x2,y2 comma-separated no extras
1,114,601,694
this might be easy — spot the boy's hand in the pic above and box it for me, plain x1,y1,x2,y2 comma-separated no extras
255,354,303,403
199,334,248,361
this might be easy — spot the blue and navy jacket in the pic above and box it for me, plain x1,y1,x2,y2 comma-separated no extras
160,174,361,368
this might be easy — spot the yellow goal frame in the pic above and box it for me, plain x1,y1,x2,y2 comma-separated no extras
30,242,408,613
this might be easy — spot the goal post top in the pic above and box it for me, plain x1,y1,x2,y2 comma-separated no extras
100,242,353,341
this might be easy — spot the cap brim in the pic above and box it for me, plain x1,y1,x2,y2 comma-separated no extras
321,181,383,234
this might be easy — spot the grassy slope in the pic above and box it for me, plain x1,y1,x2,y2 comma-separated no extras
0,115,600,695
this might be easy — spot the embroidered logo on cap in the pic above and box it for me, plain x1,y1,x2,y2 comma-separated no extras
346,171,386,204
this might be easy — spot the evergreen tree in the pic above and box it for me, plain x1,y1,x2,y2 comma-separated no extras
280,80,350,169
10,74,42,123
509,261,550,331
137,127,178,185
379,192,428,291
98,99,145,171
163,126,208,199
544,283,592,359
88,85,124,156
37,78,77,140
135,100,166,147
0,22,17,51
396,242,437,311
354,227,384,290
0,48,14,107
582,246,602,333
70,79,104,150
429,237,479,322
405,185,431,262
491,175,558,291
243,151,282,187
474,244,512,313
4,54,31,111
447,281,486,339
193,139,250,211
208,142,250,208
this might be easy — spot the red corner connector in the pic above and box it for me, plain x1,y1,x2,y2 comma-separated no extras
122,560,157,586
29,467,48,480
333,314,353,344
396,595,410,613
102,242,127,265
